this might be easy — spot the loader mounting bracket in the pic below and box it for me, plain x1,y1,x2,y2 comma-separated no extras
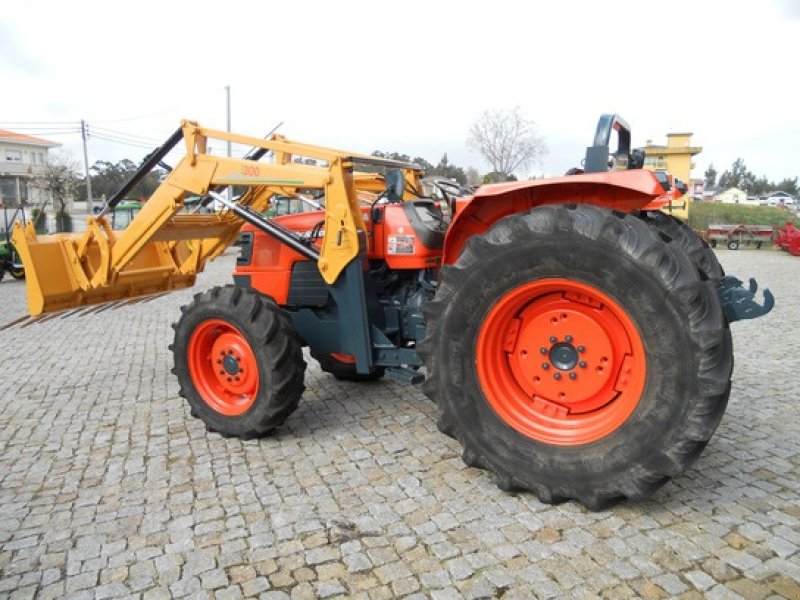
717,276,775,323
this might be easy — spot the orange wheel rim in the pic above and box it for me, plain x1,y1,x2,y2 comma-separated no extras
476,278,646,445
188,319,259,416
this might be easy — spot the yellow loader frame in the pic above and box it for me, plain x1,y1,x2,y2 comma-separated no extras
13,120,422,316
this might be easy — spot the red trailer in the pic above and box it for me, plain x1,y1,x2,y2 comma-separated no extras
707,223,774,250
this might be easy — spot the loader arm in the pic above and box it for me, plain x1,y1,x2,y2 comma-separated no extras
13,120,422,316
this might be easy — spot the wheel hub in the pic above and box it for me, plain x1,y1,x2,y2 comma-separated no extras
549,342,578,371
223,354,240,376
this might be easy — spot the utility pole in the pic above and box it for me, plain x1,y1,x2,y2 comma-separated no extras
225,86,232,202
81,120,94,214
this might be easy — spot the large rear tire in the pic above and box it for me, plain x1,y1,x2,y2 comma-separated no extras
419,204,733,509
172,285,306,438
636,210,724,285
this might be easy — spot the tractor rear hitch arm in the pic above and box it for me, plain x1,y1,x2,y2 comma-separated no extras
717,276,775,323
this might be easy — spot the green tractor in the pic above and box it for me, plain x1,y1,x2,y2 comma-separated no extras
0,238,24,281
1,206,25,282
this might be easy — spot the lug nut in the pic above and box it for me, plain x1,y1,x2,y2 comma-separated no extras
569,372,577,380
219,370,224,375
554,372,562,380
220,351,225,356
226,377,232,382
565,335,573,343
540,347,548,355
549,336,557,343
577,345,586,353
541,363,550,370
579,361,587,368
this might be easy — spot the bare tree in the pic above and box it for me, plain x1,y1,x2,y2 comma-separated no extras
467,107,546,180
30,151,81,232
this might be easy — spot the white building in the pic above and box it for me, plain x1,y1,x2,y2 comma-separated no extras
713,187,755,205
0,130,60,209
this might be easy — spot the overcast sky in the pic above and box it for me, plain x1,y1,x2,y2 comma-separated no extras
2,0,798,183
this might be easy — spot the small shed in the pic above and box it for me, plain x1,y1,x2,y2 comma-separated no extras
713,187,750,204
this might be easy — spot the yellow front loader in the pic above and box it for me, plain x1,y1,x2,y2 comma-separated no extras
13,120,420,316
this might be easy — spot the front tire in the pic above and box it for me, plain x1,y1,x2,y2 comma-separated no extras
419,204,733,509
172,285,306,438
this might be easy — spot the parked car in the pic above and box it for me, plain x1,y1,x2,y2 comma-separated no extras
760,191,797,207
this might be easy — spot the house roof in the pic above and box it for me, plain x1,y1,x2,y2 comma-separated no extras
0,130,60,148
715,187,746,195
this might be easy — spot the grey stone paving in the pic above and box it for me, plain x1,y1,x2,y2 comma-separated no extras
0,247,798,599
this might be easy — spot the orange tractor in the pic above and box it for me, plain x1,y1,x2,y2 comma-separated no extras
13,115,773,509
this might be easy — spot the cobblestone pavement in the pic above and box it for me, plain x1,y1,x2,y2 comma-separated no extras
0,248,798,600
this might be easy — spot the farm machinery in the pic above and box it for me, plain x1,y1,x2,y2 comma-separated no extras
706,223,774,250
775,222,800,256
0,206,25,282
12,115,774,509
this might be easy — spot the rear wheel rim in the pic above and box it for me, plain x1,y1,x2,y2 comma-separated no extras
188,319,259,416
476,278,646,445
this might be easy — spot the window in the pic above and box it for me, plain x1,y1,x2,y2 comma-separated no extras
656,156,665,168
5,150,22,162
0,176,27,203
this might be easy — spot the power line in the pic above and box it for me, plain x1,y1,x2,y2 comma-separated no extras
91,126,161,144
0,125,81,131
92,107,181,124
0,130,81,136
90,133,155,150
0,120,79,125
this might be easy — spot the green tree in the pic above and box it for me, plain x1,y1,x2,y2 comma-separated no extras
365,151,435,175
718,158,754,191
704,164,717,188
483,171,518,183
467,106,546,179
713,157,798,198
777,177,799,196
748,175,771,196
428,153,467,184
79,159,166,204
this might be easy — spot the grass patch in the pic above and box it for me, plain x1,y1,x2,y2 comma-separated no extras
688,203,800,231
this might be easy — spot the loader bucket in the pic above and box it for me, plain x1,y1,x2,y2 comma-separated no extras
12,220,200,316
12,191,242,316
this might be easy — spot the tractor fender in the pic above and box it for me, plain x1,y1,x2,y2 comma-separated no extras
443,170,670,264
